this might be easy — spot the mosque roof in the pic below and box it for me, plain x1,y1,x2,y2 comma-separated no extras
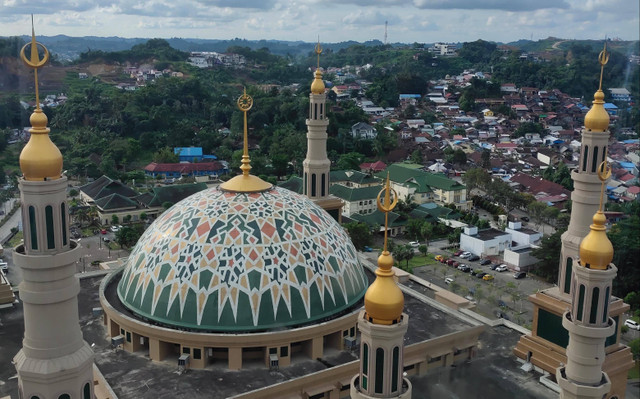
117,185,368,332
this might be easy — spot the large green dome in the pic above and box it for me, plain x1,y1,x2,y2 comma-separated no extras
117,186,367,332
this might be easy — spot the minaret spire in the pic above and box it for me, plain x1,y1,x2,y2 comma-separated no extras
351,174,412,399
220,88,272,193
556,42,611,296
13,18,95,398
303,38,331,200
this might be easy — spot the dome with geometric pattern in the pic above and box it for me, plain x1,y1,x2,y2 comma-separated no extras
117,185,368,332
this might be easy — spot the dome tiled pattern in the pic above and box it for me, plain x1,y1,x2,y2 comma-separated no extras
118,186,368,332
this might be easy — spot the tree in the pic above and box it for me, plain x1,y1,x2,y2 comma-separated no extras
531,229,564,282
393,245,414,269
140,212,148,221
624,291,640,313
418,244,428,257
69,189,79,198
406,219,425,242
629,338,639,361
462,168,491,193
527,201,547,230
410,149,422,165
111,215,119,225
153,147,179,163
336,152,364,171
344,221,372,251
481,150,491,169
421,222,434,250
452,149,467,166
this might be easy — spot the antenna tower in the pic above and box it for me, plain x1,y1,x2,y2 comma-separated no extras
384,21,388,45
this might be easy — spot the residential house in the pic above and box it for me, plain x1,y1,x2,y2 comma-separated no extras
350,122,377,139
609,88,631,102
174,147,218,162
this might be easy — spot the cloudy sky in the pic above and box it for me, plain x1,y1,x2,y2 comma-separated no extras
0,0,638,44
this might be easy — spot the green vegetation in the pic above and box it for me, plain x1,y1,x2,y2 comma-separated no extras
77,38,189,65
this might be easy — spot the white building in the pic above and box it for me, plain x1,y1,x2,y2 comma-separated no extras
459,226,511,257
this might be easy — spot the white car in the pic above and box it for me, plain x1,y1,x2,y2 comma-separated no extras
111,225,122,232
459,251,471,258
496,264,508,272
624,319,640,331
409,241,420,248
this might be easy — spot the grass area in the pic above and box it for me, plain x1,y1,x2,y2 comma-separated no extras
8,231,23,247
395,254,439,272
629,361,639,379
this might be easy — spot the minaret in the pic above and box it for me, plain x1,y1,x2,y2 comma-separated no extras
556,160,616,399
351,175,412,399
557,44,611,296
12,20,94,398
303,40,331,201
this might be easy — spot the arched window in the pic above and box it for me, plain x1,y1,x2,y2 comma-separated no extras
83,382,91,399
58,394,71,399
320,103,323,119
590,287,600,324
61,203,67,246
392,346,400,392
603,286,610,323
577,284,586,321
321,174,326,196
375,348,384,394
304,173,308,195
592,146,599,173
362,343,369,390
582,145,589,171
311,173,317,197
314,103,318,120
564,258,573,294
45,205,55,249
29,206,38,250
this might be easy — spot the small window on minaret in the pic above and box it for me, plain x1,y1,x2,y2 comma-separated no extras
61,203,67,245
577,285,586,321
314,103,318,120
583,146,589,171
603,287,610,323
564,258,573,294
589,287,600,324
28,206,38,250
321,174,326,196
311,174,317,197
591,146,599,173
45,205,55,249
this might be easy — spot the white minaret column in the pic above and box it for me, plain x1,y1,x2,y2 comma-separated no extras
12,25,94,399
351,176,412,399
303,42,331,200
557,47,611,297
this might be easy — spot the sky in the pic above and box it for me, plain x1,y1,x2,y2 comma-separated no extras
0,0,638,44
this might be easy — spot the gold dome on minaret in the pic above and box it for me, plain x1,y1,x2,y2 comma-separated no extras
584,43,610,132
19,20,63,181
579,210,613,270
310,40,325,95
579,159,613,270
311,69,325,94
364,175,404,325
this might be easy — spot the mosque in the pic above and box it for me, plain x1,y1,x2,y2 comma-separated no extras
5,23,633,399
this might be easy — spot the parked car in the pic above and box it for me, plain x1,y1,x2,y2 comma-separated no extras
479,259,491,266
457,264,471,273
476,272,487,279
435,255,444,262
490,263,500,270
520,216,530,222
496,264,508,272
100,229,107,235
454,250,464,256
513,271,527,279
103,237,111,243
446,259,456,266
363,246,373,252
459,251,472,258
624,319,640,331
451,261,460,268
111,225,122,232
0,262,8,274
483,274,495,281
445,277,454,285
468,255,480,262
440,257,449,264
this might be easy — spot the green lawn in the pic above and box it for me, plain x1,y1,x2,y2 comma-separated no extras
396,254,438,270
8,231,23,247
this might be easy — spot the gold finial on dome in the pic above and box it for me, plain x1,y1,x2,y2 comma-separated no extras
579,157,613,270
584,42,610,132
19,15,63,181
310,38,325,95
364,173,404,325
220,88,272,193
